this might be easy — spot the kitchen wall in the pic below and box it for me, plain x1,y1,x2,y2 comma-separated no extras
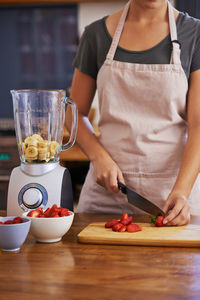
0,3,78,122
78,1,126,36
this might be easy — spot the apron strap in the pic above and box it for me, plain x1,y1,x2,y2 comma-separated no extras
106,0,181,66
106,0,131,61
168,1,181,65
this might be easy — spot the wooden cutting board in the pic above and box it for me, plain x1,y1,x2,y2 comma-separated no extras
78,222,200,247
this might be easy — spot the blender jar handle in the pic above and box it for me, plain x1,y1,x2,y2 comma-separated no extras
62,97,78,151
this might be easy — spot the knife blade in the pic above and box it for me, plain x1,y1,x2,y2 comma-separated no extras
118,181,165,217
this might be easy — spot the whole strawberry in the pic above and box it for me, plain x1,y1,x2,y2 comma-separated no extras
155,216,164,227
150,215,164,227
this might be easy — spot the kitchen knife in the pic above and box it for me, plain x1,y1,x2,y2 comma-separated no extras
118,181,165,217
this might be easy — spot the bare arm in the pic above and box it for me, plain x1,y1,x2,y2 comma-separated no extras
66,69,125,193
163,69,200,225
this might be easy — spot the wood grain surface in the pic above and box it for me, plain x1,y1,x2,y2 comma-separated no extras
78,222,200,247
1,211,200,300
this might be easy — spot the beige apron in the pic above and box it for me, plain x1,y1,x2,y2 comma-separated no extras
77,0,200,215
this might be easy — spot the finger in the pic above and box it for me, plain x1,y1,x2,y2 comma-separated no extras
108,171,119,193
107,167,125,194
167,205,190,226
96,172,111,192
101,168,119,194
115,170,125,193
101,173,114,194
96,175,105,188
163,198,184,224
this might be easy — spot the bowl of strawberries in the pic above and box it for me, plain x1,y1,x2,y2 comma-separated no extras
23,204,74,243
0,216,31,252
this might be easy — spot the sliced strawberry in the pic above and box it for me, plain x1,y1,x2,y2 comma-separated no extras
43,208,51,217
57,206,62,213
39,214,45,218
112,223,123,232
48,204,59,217
0,221,3,224
60,208,70,217
105,219,119,228
120,213,128,223
4,220,13,224
49,211,60,218
121,216,133,226
13,217,22,224
127,223,142,233
118,225,127,232
50,204,58,212
27,208,43,218
26,205,72,218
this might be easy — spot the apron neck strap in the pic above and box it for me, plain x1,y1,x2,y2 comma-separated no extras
106,0,131,61
106,0,181,66
168,1,181,65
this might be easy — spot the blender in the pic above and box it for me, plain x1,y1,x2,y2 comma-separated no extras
7,90,77,216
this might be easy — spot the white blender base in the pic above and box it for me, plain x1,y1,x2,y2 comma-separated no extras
7,164,67,216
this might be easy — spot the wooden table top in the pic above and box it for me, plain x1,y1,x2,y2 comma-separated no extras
1,212,200,300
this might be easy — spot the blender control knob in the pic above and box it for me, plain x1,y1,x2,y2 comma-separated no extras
22,188,43,208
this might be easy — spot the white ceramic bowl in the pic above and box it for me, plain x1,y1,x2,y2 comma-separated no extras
22,211,74,243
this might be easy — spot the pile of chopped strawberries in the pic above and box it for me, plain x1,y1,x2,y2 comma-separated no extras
0,217,23,225
27,204,72,218
105,213,142,233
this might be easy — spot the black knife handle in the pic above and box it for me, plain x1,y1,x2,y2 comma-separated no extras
118,181,127,194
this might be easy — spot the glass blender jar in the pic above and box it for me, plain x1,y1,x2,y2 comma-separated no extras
7,90,77,216
12,89,77,167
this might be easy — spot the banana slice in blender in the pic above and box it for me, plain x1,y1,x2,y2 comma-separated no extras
24,136,34,145
23,135,59,161
50,141,60,156
25,146,38,160
38,146,48,153
38,141,48,148
28,139,38,148
38,147,48,160
32,134,44,142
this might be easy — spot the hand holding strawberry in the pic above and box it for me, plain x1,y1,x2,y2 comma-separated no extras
163,194,190,226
